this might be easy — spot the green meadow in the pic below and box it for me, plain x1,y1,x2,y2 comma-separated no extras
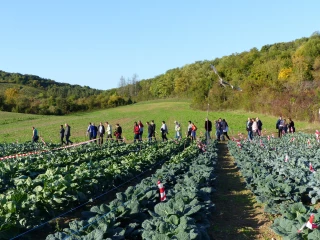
0,99,315,143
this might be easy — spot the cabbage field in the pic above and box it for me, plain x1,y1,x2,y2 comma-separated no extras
0,139,218,239
229,133,320,240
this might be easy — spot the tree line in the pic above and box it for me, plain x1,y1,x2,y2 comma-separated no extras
1,32,320,120
117,32,320,122
0,72,133,115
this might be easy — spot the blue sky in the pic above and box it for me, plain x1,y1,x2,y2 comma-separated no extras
0,0,319,90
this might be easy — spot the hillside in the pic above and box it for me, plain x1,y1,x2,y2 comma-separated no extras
118,32,320,121
1,33,320,120
0,71,132,115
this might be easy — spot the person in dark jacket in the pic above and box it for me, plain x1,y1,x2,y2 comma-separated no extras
276,116,284,138
147,121,153,142
247,118,253,140
98,122,105,145
256,117,263,136
32,126,39,143
114,123,122,142
221,119,230,140
92,123,98,143
60,125,66,145
65,123,73,145
204,118,212,141
288,118,295,133
151,120,156,141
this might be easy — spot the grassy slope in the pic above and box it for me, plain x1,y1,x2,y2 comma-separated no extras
0,99,316,143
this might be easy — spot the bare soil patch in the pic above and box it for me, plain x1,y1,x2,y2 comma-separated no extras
209,141,279,240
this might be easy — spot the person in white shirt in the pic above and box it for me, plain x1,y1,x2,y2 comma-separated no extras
160,121,168,142
252,118,258,137
105,122,112,140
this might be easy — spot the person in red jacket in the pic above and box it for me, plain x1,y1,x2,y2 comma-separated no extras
133,122,140,143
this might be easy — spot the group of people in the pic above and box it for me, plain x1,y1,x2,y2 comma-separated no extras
134,120,158,142
87,122,123,144
246,117,263,140
276,116,295,137
32,124,73,145
212,118,231,141
31,117,227,145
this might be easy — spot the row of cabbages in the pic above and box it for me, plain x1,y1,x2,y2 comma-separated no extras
1,140,189,239
46,141,218,240
229,133,320,240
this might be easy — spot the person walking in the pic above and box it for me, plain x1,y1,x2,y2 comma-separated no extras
187,121,192,138
65,123,73,145
147,121,153,142
252,118,258,137
98,122,105,145
204,118,212,141
288,118,295,133
133,122,140,143
87,122,92,140
138,120,144,141
256,117,263,136
247,118,253,140
60,125,66,145
276,116,284,138
215,120,221,141
160,121,168,142
32,127,39,143
221,119,230,140
191,122,197,141
151,120,156,141
105,122,112,140
174,121,181,139
92,123,98,143
114,123,122,142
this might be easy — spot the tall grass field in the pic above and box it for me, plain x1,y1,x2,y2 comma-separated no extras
0,99,315,143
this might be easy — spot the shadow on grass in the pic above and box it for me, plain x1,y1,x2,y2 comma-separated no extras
209,142,276,240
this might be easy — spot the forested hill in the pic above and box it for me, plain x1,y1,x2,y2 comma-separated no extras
118,32,320,121
1,33,320,120
0,71,132,115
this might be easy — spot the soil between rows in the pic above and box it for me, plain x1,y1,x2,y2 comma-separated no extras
209,141,279,240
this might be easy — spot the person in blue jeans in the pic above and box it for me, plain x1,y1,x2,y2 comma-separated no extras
247,118,253,140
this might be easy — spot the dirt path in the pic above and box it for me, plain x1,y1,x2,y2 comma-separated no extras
209,141,279,240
